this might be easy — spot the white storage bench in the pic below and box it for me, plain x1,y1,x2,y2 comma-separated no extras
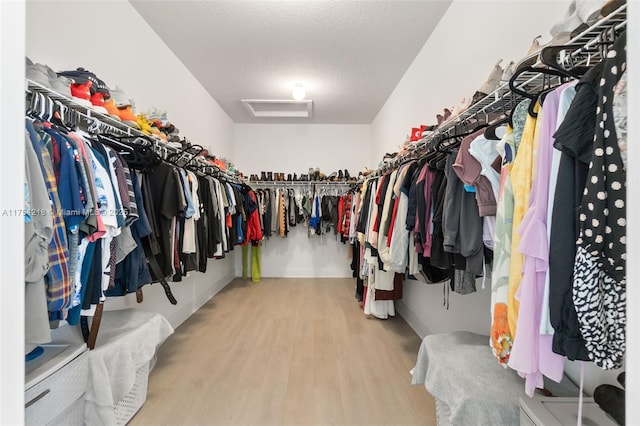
85,309,173,425
411,331,579,426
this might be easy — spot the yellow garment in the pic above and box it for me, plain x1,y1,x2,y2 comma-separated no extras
490,126,516,363
507,101,539,337
251,245,261,282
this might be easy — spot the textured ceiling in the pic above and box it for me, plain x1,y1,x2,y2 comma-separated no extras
130,0,451,124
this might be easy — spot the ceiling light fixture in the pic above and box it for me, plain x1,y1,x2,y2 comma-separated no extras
292,82,306,101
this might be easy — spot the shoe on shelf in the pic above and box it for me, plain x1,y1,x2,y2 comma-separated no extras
116,105,137,125
450,98,471,118
470,90,486,106
549,0,604,39
145,108,169,129
25,58,50,87
136,114,153,135
57,67,99,89
48,74,72,98
25,59,72,97
477,59,504,96
89,92,109,114
501,61,517,82
102,98,121,120
57,67,110,96
110,86,134,108
57,67,109,106
69,81,94,107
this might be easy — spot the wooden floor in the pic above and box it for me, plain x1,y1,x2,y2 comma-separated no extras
130,278,436,426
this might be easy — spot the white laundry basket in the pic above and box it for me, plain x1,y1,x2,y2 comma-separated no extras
434,397,453,426
113,361,150,425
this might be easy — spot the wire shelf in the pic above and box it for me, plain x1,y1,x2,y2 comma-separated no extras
365,4,627,180
26,79,245,183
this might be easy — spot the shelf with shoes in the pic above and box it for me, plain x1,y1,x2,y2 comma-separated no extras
247,169,357,185
360,3,627,183
26,79,246,185
251,181,352,187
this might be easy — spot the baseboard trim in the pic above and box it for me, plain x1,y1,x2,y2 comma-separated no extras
167,269,236,328
395,300,431,339
257,270,352,278
194,269,236,311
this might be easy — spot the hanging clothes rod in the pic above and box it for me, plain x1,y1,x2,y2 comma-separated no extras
252,181,351,187
359,4,627,183
26,80,246,184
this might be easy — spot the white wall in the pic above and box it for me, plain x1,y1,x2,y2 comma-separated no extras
235,124,371,277
371,0,629,396
0,1,26,423
25,0,238,328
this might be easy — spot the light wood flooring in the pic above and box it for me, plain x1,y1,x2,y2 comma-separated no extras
130,277,436,426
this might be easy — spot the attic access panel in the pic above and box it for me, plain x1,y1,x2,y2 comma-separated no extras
241,99,313,118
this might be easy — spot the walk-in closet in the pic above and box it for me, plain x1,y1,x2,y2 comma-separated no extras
1,1,638,425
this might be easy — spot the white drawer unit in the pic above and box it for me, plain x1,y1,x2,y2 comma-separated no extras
25,342,88,426
519,396,618,426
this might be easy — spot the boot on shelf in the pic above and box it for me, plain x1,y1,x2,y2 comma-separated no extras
338,170,344,181
344,169,352,182
260,171,267,181
314,167,320,181
287,174,292,182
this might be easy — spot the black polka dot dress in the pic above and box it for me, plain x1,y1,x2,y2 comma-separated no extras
572,31,627,370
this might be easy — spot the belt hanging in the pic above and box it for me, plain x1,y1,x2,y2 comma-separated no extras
142,238,178,305
80,302,104,350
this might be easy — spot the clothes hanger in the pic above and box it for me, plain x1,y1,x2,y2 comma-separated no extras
509,65,574,117
98,133,140,158
483,115,510,141
166,143,204,168
539,44,590,79
434,121,490,154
